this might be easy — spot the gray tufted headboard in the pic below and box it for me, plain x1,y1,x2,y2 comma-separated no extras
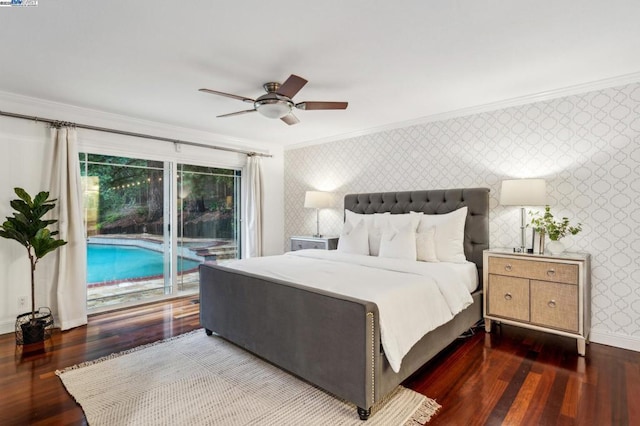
344,188,490,284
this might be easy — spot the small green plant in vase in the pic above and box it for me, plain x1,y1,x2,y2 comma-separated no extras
529,205,582,254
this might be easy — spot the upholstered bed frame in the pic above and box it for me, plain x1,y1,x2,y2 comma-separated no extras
199,187,490,420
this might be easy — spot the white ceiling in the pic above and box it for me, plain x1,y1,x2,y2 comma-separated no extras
1,1,639,148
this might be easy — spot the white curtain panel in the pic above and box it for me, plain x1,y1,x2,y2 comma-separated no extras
245,155,264,258
49,127,87,330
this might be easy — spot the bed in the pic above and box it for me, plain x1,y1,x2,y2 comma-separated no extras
199,188,489,420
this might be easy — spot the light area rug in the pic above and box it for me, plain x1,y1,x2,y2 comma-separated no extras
57,330,440,425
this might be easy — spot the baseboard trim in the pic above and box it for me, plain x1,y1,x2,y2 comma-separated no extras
0,319,15,336
590,330,640,352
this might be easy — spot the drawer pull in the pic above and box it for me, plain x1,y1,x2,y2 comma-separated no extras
504,264,513,272
504,293,512,301
547,269,556,277
548,300,557,308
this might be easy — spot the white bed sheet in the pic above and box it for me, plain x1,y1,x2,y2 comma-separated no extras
221,250,477,373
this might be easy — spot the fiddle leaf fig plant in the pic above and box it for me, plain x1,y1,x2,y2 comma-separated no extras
529,205,582,241
0,188,67,324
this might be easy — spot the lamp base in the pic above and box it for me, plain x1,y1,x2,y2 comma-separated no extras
313,233,323,238
518,207,527,253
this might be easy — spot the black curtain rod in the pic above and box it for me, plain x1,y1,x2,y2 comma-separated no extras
0,110,272,158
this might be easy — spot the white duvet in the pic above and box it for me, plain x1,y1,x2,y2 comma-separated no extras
221,250,477,373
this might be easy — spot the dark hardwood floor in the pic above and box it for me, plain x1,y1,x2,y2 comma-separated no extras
1,298,638,425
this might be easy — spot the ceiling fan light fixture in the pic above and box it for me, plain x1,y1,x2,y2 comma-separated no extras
200,74,348,125
255,99,293,119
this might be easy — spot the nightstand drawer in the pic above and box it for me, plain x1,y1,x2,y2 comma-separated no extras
291,240,326,250
487,275,530,322
290,236,338,251
531,280,578,332
488,257,578,285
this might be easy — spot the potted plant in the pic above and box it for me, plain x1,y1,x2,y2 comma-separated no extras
529,205,582,254
0,188,67,345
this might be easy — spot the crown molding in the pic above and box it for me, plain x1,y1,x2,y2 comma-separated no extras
285,71,640,151
0,90,278,155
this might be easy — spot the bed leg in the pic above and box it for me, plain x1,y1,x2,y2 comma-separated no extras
205,329,213,336
357,407,371,420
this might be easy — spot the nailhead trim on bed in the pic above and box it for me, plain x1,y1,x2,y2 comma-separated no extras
368,311,375,405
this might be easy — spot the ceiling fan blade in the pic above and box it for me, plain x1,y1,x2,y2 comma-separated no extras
217,109,257,118
280,113,300,125
276,74,308,98
295,101,348,110
199,88,255,103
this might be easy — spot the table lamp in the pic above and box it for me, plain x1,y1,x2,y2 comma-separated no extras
304,191,332,237
500,179,546,253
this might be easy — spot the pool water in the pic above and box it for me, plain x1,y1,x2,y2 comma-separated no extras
87,244,201,284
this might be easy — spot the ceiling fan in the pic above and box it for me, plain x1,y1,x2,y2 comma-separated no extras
199,74,348,125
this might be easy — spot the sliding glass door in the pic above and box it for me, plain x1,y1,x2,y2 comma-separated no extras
176,164,241,291
80,153,241,310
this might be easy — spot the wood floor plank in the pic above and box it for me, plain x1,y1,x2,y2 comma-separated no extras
535,366,566,424
561,374,582,419
609,352,629,425
522,365,555,425
503,371,542,425
486,350,539,424
626,361,640,425
576,382,599,425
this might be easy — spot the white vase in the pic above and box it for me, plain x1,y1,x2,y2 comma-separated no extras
546,240,565,255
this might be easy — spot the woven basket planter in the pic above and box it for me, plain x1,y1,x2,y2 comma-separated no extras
15,307,54,345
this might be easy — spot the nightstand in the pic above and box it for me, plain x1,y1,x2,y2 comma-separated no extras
483,248,591,356
290,236,339,251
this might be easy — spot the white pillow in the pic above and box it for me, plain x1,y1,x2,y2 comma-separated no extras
374,212,422,232
345,210,374,229
416,226,439,262
418,207,468,263
337,219,369,255
368,213,392,256
345,210,389,256
378,224,417,260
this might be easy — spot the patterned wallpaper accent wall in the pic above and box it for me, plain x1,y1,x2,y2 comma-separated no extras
284,82,640,349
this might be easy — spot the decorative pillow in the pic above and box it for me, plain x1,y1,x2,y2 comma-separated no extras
378,224,417,261
416,226,439,262
368,226,383,256
337,219,369,255
418,207,468,263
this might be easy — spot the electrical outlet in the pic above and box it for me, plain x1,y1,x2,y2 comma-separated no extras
18,296,27,309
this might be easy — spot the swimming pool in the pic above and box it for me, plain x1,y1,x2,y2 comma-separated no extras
87,244,201,284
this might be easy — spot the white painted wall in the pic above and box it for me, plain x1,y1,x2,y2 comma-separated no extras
0,118,53,335
0,93,284,334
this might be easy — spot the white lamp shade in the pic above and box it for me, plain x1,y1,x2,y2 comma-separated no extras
304,191,332,209
500,179,546,206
